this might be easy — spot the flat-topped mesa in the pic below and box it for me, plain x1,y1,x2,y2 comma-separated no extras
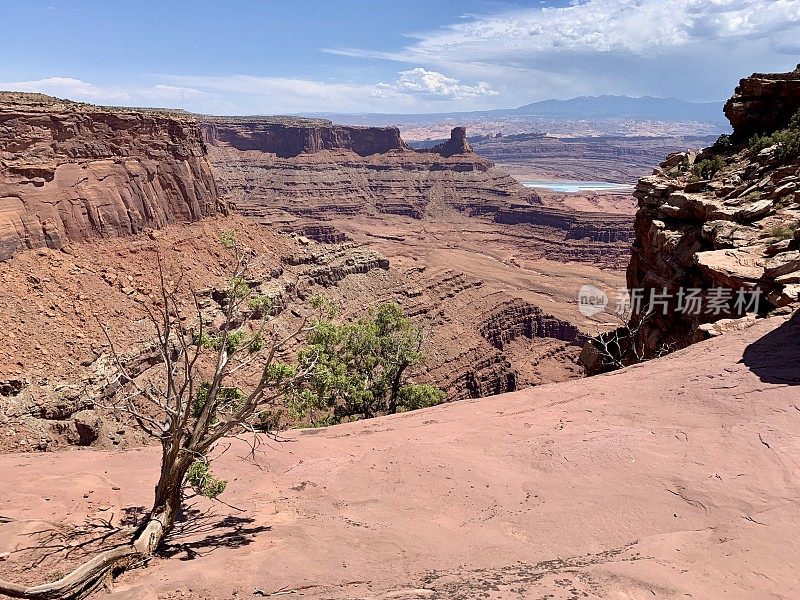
203,119,539,221
201,116,409,158
0,92,219,260
201,118,477,160
723,65,800,137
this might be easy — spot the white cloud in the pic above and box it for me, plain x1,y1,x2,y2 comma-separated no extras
0,70,498,114
0,77,212,107
1,77,133,102
336,0,800,60
380,68,497,99
327,0,800,102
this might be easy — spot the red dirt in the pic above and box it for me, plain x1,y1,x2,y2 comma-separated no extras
1,311,797,599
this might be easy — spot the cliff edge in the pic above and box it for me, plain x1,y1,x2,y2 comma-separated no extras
2,312,797,598
583,67,800,370
0,93,220,260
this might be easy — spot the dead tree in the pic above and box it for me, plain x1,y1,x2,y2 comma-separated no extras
0,233,312,599
585,308,673,372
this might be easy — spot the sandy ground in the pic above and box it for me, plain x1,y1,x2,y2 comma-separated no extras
1,312,798,599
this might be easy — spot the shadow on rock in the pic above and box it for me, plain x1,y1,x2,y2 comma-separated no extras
741,310,800,385
160,506,272,561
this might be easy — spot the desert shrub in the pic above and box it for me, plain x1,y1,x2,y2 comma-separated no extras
760,223,797,241
773,129,800,161
749,111,800,160
789,109,800,130
186,461,227,499
691,155,726,180
712,134,733,153
749,133,772,153
291,300,444,425
396,383,445,411
257,408,284,430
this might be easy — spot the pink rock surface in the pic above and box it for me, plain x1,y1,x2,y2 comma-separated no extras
1,312,798,599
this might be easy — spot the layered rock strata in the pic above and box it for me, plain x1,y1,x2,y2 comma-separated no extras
201,116,408,157
496,203,633,243
479,299,586,350
0,218,588,451
202,118,536,221
203,118,633,269
0,93,219,259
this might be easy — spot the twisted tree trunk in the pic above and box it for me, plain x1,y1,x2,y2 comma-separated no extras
0,457,188,600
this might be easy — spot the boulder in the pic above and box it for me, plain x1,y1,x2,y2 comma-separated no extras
73,410,102,446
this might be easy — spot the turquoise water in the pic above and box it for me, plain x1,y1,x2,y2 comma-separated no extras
522,180,634,193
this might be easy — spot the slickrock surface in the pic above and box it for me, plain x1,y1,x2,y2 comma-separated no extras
0,93,219,260
1,311,797,599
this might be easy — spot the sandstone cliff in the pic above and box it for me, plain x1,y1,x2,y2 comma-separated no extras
583,67,800,370
202,116,409,157
0,93,219,259
200,117,538,221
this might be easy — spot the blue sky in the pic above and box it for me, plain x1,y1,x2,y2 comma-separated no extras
1,0,799,114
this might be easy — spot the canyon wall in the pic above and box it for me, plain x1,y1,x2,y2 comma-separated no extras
202,118,632,269
0,93,219,260
202,116,408,157
202,120,538,220
495,203,633,243
583,68,800,371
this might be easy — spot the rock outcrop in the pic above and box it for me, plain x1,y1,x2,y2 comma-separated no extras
724,65,800,138
0,93,219,260
586,68,800,368
423,126,473,157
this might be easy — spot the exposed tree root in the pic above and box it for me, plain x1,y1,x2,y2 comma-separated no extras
0,510,169,600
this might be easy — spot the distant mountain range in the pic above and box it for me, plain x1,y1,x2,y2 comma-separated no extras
512,96,725,122
303,95,727,127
